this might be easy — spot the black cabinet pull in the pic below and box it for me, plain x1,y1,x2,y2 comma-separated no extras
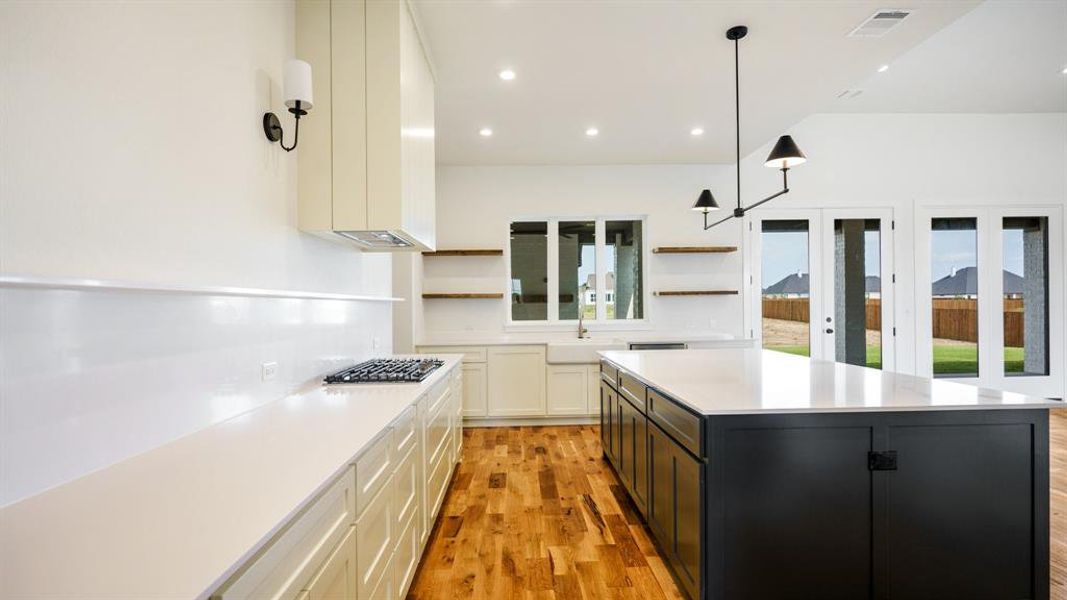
868,451,898,471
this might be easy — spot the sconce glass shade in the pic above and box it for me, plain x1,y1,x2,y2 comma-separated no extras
764,135,806,168
691,189,720,213
283,59,314,111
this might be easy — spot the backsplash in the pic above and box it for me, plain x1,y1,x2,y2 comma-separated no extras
0,283,394,506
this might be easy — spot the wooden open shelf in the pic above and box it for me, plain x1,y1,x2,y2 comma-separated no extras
422,293,504,299
652,246,738,254
653,290,739,296
422,249,503,257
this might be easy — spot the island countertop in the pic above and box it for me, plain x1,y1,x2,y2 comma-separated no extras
599,348,1062,415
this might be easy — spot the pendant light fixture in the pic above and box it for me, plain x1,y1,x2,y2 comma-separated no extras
694,25,807,230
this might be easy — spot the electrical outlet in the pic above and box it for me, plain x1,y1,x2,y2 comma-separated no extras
372,336,381,350
261,362,278,381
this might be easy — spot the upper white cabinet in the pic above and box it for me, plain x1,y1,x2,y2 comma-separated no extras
296,0,436,251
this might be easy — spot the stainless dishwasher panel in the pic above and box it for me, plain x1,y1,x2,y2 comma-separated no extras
628,342,688,350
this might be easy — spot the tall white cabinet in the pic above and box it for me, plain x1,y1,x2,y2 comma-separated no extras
296,0,436,251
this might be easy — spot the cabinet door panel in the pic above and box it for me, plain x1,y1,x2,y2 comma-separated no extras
885,422,1034,599
600,383,617,462
618,399,635,490
547,365,588,415
460,363,487,417
722,426,872,599
632,407,648,514
673,447,701,600
647,424,673,544
487,346,546,416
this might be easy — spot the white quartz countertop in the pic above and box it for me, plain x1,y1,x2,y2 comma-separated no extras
0,355,462,600
600,349,1063,415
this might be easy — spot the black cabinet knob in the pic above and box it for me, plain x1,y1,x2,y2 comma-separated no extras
825,328,834,334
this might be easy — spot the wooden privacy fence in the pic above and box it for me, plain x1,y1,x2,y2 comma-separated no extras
763,297,1026,345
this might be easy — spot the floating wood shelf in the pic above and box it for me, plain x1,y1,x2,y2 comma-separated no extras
653,246,738,254
653,290,739,296
422,249,503,257
422,293,504,299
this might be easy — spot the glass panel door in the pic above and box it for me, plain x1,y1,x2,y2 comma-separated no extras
820,215,891,370
759,220,813,358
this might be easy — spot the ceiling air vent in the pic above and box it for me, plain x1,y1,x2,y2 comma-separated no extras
836,89,864,99
848,9,911,38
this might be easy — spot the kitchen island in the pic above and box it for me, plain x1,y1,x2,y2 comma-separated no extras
598,348,1061,600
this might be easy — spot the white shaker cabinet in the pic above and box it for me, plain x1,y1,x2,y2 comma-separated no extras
546,364,590,416
296,0,436,251
460,362,488,417
487,346,546,417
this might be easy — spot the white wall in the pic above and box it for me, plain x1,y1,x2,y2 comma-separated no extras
428,113,1067,397
0,1,394,504
429,164,744,338
737,113,1066,396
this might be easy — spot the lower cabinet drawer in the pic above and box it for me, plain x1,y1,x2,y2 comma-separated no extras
366,550,396,600
425,392,452,468
393,510,421,597
393,404,417,460
355,480,394,598
212,467,355,599
354,429,395,518
393,444,419,529
426,445,451,519
301,526,356,600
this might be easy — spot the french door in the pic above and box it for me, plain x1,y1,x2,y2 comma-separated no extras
747,208,895,371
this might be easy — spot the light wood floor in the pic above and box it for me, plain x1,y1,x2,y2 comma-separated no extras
407,425,684,600
411,413,1067,600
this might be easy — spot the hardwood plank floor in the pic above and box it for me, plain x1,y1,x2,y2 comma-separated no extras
407,425,685,600
411,414,1067,600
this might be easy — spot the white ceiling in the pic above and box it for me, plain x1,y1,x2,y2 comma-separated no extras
829,0,1067,113
413,1,1065,166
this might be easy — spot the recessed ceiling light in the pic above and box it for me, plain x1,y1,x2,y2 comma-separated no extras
1062,66,1067,75
498,69,516,81
877,64,890,73
479,127,493,137
585,127,599,137
690,127,704,136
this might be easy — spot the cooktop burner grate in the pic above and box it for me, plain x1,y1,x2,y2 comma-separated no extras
324,358,443,384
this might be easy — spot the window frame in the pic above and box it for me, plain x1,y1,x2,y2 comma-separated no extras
505,215,651,331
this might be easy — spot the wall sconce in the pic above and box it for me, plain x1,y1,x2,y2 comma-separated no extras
263,60,313,152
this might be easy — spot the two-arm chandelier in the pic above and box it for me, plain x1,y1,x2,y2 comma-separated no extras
693,25,808,230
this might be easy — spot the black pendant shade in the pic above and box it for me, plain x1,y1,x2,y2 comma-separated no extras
764,135,807,168
691,189,720,213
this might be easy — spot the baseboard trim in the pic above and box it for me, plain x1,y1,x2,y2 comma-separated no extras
462,416,599,427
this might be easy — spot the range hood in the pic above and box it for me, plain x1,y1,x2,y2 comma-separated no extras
295,0,436,252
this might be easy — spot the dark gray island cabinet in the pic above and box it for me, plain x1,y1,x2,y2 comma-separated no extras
599,349,1060,600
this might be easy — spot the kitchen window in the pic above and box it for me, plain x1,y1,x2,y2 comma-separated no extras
508,217,646,325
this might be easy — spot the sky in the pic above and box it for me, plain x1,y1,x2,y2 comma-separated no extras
761,227,1026,289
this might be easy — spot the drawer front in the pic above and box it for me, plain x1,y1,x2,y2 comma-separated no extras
600,360,619,388
426,443,452,518
425,378,451,418
419,345,487,363
354,429,395,517
393,404,417,459
425,389,452,468
301,525,356,600
393,509,420,597
393,444,419,529
618,372,646,413
647,388,702,458
355,474,394,599
213,467,355,599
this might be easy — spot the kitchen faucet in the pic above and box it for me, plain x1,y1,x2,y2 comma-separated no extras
578,296,589,339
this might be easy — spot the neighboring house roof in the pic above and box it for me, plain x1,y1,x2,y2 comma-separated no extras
584,272,615,289
763,272,809,295
866,275,881,293
932,266,1024,296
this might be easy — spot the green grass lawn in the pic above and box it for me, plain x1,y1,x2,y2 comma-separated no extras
763,345,1025,375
